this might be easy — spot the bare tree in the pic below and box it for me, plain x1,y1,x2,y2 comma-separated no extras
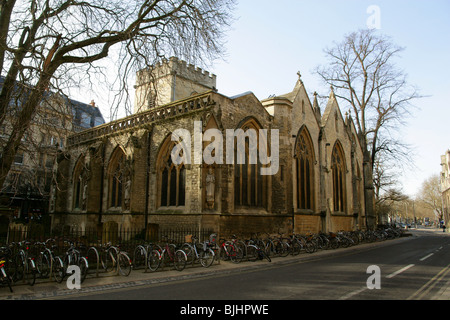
0,0,236,190
417,174,444,222
375,186,409,225
315,29,421,228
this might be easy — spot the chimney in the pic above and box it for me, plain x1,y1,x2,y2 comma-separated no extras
90,100,96,107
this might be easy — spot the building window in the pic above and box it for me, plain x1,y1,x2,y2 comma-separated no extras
234,118,267,208
331,142,346,212
73,156,88,210
295,127,314,210
14,152,24,165
108,148,126,209
157,137,186,207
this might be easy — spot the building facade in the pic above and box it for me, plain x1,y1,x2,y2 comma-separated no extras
51,57,366,236
0,76,105,230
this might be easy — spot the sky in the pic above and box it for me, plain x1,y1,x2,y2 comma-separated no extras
206,0,450,198
90,0,450,198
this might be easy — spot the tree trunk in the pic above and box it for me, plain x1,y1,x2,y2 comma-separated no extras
0,72,53,189
363,149,376,230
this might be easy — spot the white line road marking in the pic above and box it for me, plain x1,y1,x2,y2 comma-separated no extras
339,287,367,300
420,253,434,261
408,264,450,300
386,264,415,279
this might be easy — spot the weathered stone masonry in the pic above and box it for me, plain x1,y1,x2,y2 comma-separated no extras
50,58,366,237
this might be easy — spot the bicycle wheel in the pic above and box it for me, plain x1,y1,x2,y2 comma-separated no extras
181,243,195,265
246,244,258,262
36,252,50,278
227,244,243,263
199,248,215,268
25,259,36,286
3,274,13,293
0,264,13,293
104,248,117,273
290,240,302,256
329,238,339,249
147,250,161,272
340,237,350,248
321,237,330,249
13,254,24,282
118,252,132,276
0,267,13,293
53,256,65,283
265,241,275,257
258,249,271,262
277,241,290,257
218,246,229,261
79,257,89,283
133,245,147,270
6,276,13,293
305,241,316,253
173,250,187,271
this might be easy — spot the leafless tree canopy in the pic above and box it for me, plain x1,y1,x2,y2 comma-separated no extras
0,0,236,189
315,29,423,219
417,174,443,219
315,29,421,170
315,29,422,226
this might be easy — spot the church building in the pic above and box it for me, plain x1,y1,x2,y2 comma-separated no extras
50,57,366,237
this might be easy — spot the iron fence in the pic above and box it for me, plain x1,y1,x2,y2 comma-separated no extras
1,225,216,250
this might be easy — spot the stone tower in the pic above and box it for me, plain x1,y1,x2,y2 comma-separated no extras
134,57,217,113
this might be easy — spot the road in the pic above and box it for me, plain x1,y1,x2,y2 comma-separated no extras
56,227,450,301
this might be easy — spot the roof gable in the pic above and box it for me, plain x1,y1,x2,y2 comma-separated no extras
322,88,345,128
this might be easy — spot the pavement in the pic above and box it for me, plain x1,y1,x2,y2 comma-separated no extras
1,227,449,300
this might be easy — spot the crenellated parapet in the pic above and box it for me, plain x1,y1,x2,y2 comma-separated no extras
135,57,217,113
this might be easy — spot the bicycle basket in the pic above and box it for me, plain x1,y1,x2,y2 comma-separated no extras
185,234,193,243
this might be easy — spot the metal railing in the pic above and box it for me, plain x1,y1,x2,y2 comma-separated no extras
2,225,215,249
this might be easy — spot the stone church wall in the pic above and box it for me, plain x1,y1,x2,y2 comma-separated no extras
50,59,367,237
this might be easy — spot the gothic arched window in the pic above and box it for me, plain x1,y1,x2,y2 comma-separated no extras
234,118,267,208
108,148,126,209
157,137,186,207
331,142,346,212
73,156,86,210
295,127,315,211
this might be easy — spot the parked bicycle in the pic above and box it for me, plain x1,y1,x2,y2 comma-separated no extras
244,234,271,262
0,246,13,292
35,238,65,283
182,235,215,268
264,232,290,258
147,236,187,272
217,235,244,263
62,241,89,283
12,241,37,286
97,243,131,276
284,234,302,256
133,242,162,271
299,233,318,253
